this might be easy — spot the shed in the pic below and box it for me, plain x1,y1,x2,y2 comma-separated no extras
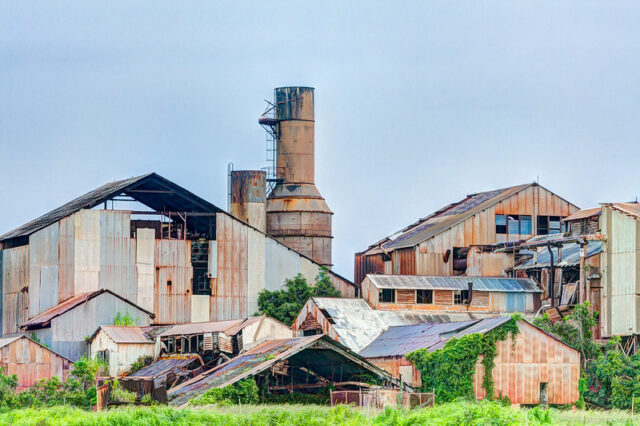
292,297,499,353
359,318,580,405
89,326,156,376
20,289,154,361
361,274,542,314
0,334,73,390
167,335,397,407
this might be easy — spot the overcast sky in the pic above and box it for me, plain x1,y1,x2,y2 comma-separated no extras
2,2,640,279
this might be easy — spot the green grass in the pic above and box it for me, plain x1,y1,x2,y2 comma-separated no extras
0,401,639,425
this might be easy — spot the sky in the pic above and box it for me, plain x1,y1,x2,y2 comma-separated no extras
1,2,640,279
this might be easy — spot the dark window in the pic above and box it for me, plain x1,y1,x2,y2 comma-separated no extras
303,329,320,336
454,290,470,305
416,290,433,304
379,289,395,303
193,268,211,295
96,350,109,365
507,215,520,234
496,215,507,234
537,216,549,235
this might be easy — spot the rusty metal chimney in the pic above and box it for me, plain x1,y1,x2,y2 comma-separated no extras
230,170,267,232
260,87,333,266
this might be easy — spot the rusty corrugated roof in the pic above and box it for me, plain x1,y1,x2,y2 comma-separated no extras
158,319,245,338
124,354,203,379
359,317,511,358
99,326,153,344
0,172,222,242
366,274,542,293
562,207,601,222
20,289,154,330
607,202,640,218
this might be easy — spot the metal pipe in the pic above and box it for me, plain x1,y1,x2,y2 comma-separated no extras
547,241,555,307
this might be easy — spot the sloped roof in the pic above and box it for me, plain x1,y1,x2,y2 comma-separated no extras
606,202,640,219
0,172,222,242
0,334,74,361
124,354,203,379
308,297,499,352
20,289,154,330
366,274,541,293
513,240,604,270
359,316,512,358
167,335,393,407
0,335,23,349
97,326,153,344
157,316,287,338
562,207,601,222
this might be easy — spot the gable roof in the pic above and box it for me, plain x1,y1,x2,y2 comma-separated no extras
20,289,155,330
562,207,601,222
304,297,499,352
366,274,542,293
167,335,394,407
362,183,577,253
605,202,640,219
0,334,74,361
94,326,154,344
0,172,223,242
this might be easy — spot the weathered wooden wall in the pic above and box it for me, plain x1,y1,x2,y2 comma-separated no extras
1,246,29,335
89,330,155,376
0,336,72,391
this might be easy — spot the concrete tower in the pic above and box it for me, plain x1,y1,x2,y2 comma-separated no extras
260,87,333,266
229,170,267,233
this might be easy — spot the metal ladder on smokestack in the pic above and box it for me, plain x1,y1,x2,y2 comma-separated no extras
258,100,280,195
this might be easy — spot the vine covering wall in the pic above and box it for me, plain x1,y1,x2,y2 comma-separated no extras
406,315,520,403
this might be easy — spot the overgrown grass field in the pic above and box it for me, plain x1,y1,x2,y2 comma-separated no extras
0,401,639,425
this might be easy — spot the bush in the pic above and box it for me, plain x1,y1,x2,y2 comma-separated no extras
113,312,137,326
190,378,260,406
129,355,154,374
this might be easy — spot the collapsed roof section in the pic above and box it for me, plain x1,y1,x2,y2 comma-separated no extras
167,335,397,407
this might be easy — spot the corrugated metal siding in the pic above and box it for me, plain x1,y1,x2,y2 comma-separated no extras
355,253,385,285
154,239,192,325
99,210,137,302
264,236,301,291
73,210,101,295
29,223,59,317
247,228,266,316
1,246,29,335
212,213,248,321
602,206,640,337
473,321,580,404
58,215,74,302
1,337,72,391
505,293,526,313
50,291,152,361
136,228,155,313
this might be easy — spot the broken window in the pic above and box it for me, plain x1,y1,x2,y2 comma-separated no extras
416,289,433,304
379,288,395,303
454,290,470,304
96,350,109,365
193,268,211,295
496,215,507,234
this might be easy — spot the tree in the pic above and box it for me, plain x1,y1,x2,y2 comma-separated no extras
257,267,341,325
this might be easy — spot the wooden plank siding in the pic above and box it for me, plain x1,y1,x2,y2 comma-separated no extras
357,185,578,283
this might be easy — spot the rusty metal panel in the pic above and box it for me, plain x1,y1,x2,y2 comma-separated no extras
57,215,74,302
393,248,416,275
99,210,137,302
136,228,155,313
154,239,192,325
1,246,29,334
73,210,101,295
211,214,248,321
29,223,59,317
354,253,384,286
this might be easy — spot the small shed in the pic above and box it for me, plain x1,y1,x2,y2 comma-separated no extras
0,335,73,390
361,274,542,314
359,318,580,405
20,289,155,361
89,326,156,376
157,315,292,363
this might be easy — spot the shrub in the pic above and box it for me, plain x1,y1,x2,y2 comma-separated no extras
113,312,137,326
129,355,154,374
190,378,259,406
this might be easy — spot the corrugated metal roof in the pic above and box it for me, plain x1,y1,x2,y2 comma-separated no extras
0,172,223,242
563,207,601,222
158,319,245,338
0,335,23,349
20,289,155,330
311,297,500,352
359,316,511,358
125,354,203,379
99,326,153,344
366,275,542,293
379,184,532,251
607,202,640,219
168,335,393,407
514,240,604,270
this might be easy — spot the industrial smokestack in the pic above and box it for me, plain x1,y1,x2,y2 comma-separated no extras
261,87,333,266
230,170,267,232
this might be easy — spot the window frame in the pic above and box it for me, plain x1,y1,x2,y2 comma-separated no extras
453,290,470,305
378,288,396,303
416,289,433,304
